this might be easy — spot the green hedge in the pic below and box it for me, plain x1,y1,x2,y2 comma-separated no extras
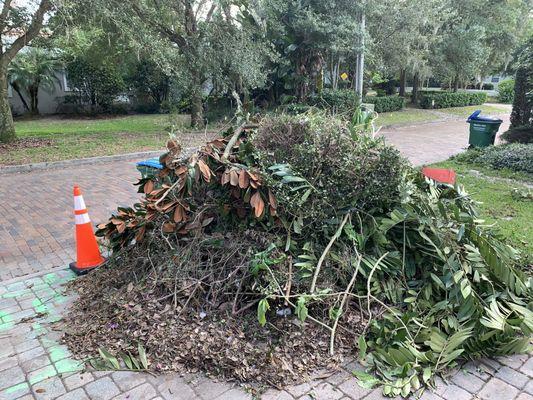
419,91,487,109
498,79,515,103
309,89,360,111
363,95,405,113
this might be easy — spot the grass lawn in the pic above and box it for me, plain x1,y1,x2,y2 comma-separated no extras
1,114,217,165
376,108,440,127
432,159,532,260
438,104,510,118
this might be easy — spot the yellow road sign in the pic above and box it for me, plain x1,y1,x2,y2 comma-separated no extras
340,72,348,81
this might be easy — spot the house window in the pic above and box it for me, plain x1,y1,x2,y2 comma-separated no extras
491,76,499,83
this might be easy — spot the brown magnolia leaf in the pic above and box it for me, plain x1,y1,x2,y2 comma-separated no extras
175,165,188,175
35,389,46,394
162,222,176,233
250,191,265,218
117,223,126,234
110,218,123,225
247,171,259,181
97,223,107,229
144,180,154,194
197,159,212,182
135,226,146,242
167,139,180,150
161,201,177,211
221,171,230,185
238,170,250,189
229,170,239,186
173,205,187,223
268,189,278,210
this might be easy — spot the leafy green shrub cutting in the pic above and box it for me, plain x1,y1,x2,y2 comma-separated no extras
63,114,532,397
419,91,487,109
453,144,533,173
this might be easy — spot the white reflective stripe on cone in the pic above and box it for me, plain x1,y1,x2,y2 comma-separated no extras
74,195,87,211
75,213,91,225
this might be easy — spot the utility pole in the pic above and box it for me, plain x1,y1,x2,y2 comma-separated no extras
355,4,365,101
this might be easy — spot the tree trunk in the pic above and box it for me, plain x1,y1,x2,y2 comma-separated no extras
30,85,39,115
411,72,420,104
399,69,406,97
190,84,204,128
453,75,459,92
0,70,16,143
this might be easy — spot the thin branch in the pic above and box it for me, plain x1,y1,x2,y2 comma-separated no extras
310,213,350,293
3,0,52,63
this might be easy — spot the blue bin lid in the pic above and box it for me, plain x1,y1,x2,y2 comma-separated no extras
467,110,503,123
136,157,163,169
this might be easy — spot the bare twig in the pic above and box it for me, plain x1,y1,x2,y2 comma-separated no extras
310,213,350,293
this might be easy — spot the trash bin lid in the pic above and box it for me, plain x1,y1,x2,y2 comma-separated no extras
136,157,163,169
467,110,503,123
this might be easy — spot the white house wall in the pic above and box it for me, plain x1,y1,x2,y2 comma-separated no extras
9,71,70,115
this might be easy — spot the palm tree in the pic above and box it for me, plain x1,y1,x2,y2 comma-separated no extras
8,48,61,115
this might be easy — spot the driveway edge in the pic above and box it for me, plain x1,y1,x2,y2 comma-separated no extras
0,150,164,175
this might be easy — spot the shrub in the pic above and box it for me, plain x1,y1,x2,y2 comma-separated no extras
453,143,533,173
497,79,515,103
482,83,494,90
363,95,405,113
309,89,359,112
419,91,487,109
500,125,533,144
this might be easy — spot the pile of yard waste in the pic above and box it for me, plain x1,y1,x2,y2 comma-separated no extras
62,113,532,397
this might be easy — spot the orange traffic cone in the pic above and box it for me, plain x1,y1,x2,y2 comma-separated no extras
69,185,106,275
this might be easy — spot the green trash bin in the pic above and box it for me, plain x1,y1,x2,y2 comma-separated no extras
467,110,503,147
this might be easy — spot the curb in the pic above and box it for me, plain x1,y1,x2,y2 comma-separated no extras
1,265,69,286
0,150,165,175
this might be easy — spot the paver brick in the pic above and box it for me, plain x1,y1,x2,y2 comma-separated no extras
435,382,472,400
157,376,197,400
85,377,121,400
285,381,314,398
56,388,90,400
524,380,533,396
260,389,294,400
0,382,30,400
497,354,528,369
63,372,94,391
213,388,252,400
112,382,157,400
521,357,533,377
478,377,520,400
193,378,232,399
516,394,533,400
338,377,372,399
0,366,26,390
308,382,343,400
450,370,485,393
32,376,67,399
495,366,529,389
111,370,147,391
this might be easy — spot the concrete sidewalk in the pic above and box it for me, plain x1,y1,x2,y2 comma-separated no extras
0,270,531,400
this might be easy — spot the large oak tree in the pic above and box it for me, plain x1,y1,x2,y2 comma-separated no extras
0,0,52,142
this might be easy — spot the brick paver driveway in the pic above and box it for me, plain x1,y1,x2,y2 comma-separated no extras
381,113,510,165
0,158,144,281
